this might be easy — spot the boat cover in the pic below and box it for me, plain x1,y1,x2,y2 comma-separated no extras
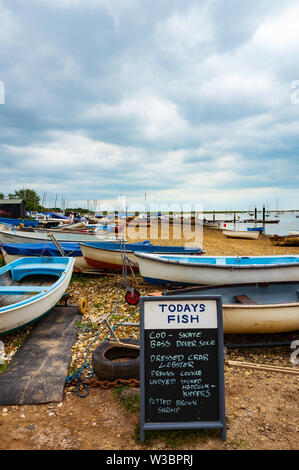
0,217,39,227
1,242,82,257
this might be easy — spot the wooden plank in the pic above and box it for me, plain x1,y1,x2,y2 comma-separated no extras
234,295,257,305
227,360,299,375
0,285,46,295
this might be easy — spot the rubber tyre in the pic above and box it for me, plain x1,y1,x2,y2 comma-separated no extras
92,338,140,381
77,297,87,314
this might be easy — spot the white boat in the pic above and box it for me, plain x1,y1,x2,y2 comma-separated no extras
79,242,203,272
0,226,119,244
203,222,221,229
163,282,299,334
56,222,87,230
0,257,74,336
135,252,299,286
222,229,260,240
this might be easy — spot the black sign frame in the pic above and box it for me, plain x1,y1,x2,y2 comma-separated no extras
139,295,226,442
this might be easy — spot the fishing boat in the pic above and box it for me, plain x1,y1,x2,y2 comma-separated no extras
0,257,74,336
80,241,204,272
222,229,260,240
0,242,92,273
0,225,120,244
135,252,299,286
163,281,299,334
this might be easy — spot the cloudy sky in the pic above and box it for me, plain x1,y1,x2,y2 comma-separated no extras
0,0,299,211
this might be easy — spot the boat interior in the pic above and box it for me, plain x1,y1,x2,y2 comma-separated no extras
0,260,67,308
163,282,299,305
159,255,299,265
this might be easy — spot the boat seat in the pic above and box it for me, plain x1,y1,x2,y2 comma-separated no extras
234,295,258,305
11,263,65,282
0,285,47,295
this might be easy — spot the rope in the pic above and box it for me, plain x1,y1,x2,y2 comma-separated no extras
65,275,139,398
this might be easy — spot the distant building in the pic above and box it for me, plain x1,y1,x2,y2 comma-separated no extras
0,198,26,218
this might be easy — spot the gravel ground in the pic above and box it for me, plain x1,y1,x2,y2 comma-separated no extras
0,228,298,451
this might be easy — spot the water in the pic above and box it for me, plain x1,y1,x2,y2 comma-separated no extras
203,211,299,236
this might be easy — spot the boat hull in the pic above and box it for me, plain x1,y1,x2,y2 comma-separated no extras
80,243,204,273
221,303,299,334
163,282,299,333
223,230,260,239
136,253,299,286
80,245,139,272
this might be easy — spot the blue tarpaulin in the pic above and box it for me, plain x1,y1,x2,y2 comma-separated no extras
1,242,82,257
0,217,39,227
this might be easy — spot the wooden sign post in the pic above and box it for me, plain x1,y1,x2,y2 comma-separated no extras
139,295,226,442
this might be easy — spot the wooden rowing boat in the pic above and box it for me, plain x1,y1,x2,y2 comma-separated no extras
80,242,204,272
163,281,299,334
135,252,299,286
222,229,260,239
0,257,74,336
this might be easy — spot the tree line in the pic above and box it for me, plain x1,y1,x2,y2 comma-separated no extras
0,189,89,214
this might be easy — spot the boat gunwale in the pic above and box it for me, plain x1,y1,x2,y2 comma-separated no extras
134,252,299,269
0,257,74,315
163,280,299,308
79,242,203,254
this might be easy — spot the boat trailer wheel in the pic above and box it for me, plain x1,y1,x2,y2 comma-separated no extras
125,289,140,306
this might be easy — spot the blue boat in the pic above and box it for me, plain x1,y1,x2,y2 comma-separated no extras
247,227,264,232
0,257,74,336
0,217,39,228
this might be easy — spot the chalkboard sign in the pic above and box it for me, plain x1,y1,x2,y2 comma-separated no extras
139,295,226,442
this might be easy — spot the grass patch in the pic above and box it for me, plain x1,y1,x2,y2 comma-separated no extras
134,424,221,448
0,363,9,374
75,321,93,332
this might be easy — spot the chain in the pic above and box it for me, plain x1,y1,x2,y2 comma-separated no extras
89,377,140,389
65,376,140,392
